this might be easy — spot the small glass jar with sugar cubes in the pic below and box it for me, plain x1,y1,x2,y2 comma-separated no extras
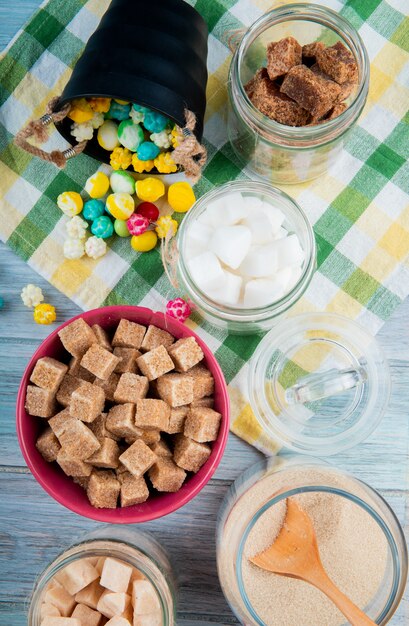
176,180,316,334
28,525,176,625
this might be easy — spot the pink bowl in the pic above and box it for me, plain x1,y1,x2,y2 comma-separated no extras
16,305,230,523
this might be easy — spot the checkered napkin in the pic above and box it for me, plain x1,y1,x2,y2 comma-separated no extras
1,0,408,455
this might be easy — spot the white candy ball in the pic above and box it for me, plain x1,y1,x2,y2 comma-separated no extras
63,238,85,259
85,235,107,259
97,120,120,151
20,284,44,308
71,121,94,142
66,216,88,239
90,112,104,129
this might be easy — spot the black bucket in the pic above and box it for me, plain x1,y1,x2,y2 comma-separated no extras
54,0,208,166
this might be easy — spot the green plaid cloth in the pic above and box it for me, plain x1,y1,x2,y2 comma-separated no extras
0,0,408,453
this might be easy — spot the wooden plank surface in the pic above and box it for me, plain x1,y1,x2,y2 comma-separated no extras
0,2,408,625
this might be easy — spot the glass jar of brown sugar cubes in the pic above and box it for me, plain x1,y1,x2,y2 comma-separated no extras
228,4,369,184
28,526,176,626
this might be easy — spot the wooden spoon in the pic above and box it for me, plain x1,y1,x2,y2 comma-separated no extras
249,498,377,626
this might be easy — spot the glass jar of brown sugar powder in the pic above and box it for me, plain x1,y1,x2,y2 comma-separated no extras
228,3,369,184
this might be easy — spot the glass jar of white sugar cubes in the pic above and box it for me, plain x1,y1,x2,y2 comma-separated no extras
28,525,176,625
217,457,408,626
177,181,316,333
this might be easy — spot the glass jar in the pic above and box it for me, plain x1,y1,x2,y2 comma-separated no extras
217,457,408,626
177,180,316,334
28,525,176,625
228,4,370,184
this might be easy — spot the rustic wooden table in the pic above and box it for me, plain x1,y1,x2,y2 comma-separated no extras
0,4,407,625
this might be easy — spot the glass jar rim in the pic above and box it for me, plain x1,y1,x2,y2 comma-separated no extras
234,462,408,626
177,180,316,323
230,2,370,148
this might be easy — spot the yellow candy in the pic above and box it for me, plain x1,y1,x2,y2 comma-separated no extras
33,303,56,325
110,147,132,170
155,215,178,239
168,182,195,213
171,128,180,148
85,171,110,199
106,192,135,220
67,98,94,123
88,97,111,113
136,178,165,203
132,155,155,173
154,152,178,174
131,231,158,252
57,191,83,217
114,99,130,105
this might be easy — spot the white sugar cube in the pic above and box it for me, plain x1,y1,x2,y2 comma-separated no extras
197,197,227,227
210,225,252,269
261,202,285,233
44,586,76,617
71,603,102,626
274,226,288,240
75,580,104,610
41,618,81,626
206,270,242,306
188,251,226,292
56,559,99,595
100,557,133,593
288,264,303,289
220,191,248,224
184,221,213,258
243,195,263,212
132,580,160,615
242,209,274,245
106,617,131,626
97,590,131,619
244,276,288,308
133,615,161,626
239,244,278,278
273,233,304,268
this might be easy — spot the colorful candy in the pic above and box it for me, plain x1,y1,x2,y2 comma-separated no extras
91,215,114,239
63,238,85,259
21,284,44,308
83,199,105,221
150,130,172,149
155,215,178,239
131,231,158,252
106,192,135,220
136,202,159,222
110,146,133,170
66,215,88,239
117,119,144,151
136,178,165,203
84,171,110,198
114,219,131,237
67,98,94,124
110,171,135,195
85,236,107,259
137,141,160,161
106,101,131,121
132,155,155,173
71,121,94,142
33,303,56,325
166,298,191,323
154,152,178,174
126,214,150,236
88,97,111,113
97,120,120,151
57,191,83,217
168,182,196,213
0,296,4,309
143,110,169,133
130,104,149,124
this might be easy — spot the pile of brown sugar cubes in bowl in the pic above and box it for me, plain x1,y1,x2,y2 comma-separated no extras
245,37,358,125
25,317,221,508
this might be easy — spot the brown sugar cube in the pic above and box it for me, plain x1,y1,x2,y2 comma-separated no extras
246,68,309,126
148,458,186,492
135,399,170,431
41,619,81,626
58,317,98,357
49,408,76,438
120,473,149,507
162,406,188,434
86,437,120,469
81,344,121,381
30,357,68,392
72,603,102,626
56,374,81,407
141,325,174,352
113,347,141,374
280,64,341,118
326,102,347,120
317,41,358,84
113,373,149,404
136,345,174,381
25,385,57,418
68,356,95,383
44,586,76,616
184,406,221,443
36,427,61,462
119,439,157,478
267,37,302,80
173,434,211,473
106,403,140,439
73,475,90,490
156,373,194,407
90,413,119,442
92,324,112,351
57,449,93,477
70,382,105,423
310,61,354,100
188,364,214,400
149,439,172,458
75,580,105,610
126,429,161,446
302,41,325,65
57,559,100,595
112,319,146,349
93,372,120,403
190,396,214,409
167,337,204,372
58,420,100,459
87,470,120,508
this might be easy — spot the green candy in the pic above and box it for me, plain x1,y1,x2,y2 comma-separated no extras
110,171,136,195
114,218,131,237
117,119,144,152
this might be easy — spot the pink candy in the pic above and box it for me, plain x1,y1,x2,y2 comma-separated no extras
166,298,192,323
127,214,150,236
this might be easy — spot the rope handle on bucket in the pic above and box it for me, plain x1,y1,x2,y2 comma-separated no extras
14,96,87,168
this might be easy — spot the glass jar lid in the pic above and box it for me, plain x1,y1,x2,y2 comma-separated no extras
248,312,390,455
